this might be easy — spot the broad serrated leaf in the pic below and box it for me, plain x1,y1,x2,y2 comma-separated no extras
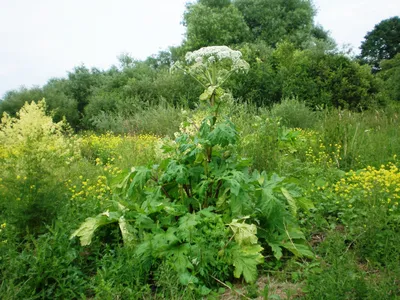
297,197,315,211
199,285,211,295
198,206,216,217
135,213,156,229
227,178,241,196
281,187,297,216
285,225,306,240
118,216,135,245
208,120,237,147
161,160,189,184
281,242,314,259
70,212,120,246
267,240,283,260
127,166,152,196
216,192,228,208
179,272,199,285
232,244,264,283
228,218,258,246
179,213,199,230
258,188,281,220
230,190,252,217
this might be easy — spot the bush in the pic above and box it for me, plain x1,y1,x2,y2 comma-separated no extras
89,102,184,137
0,100,79,235
270,98,318,129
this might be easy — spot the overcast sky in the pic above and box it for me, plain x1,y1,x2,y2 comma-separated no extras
1,0,399,98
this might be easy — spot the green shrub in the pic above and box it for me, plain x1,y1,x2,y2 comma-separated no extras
89,102,184,137
270,98,318,129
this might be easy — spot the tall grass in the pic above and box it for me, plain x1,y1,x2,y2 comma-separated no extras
89,101,185,137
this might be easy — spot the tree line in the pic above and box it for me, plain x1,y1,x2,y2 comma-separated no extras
1,0,399,130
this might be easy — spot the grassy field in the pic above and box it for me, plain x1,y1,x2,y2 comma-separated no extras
1,99,399,299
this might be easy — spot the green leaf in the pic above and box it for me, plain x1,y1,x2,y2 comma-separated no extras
228,218,258,246
230,190,252,217
70,211,120,246
208,120,238,147
178,214,200,240
285,225,306,240
227,178,241,196
199,285,211,296
179,272,199,285
199,116,213,138
281,242,314,259
315,178,327,187
267,240,283,260
161,160,189,184
127,166,152,196
118,216,135,245
297,197,315,211
231,244,264,283
281,187,297,216
135,213,156,229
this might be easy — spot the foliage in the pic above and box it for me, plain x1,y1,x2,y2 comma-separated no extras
378,53,400,101
1,4,400,296
227,42,383,109
71,47,312,294
66,65,105,116
233,0,319,47
270,98,318,129
88,101,185,136
0,86,44,117
0,82,80,130
0,100,79,234
318,108,400,170
359,16,400,71
1,83,400,298
183,2,250,51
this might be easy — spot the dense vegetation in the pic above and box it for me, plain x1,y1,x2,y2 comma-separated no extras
1,1,399,299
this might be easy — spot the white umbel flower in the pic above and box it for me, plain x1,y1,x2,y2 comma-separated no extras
185,46,249,73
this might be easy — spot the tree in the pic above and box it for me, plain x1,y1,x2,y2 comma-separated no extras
227,42,383,109
378,53,400,101
233,0,317,47
183,1,250,51
360,16,400,71
0,87,44,117
66,65,104,115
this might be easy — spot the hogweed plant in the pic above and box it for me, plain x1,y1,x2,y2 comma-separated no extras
71,46,313,294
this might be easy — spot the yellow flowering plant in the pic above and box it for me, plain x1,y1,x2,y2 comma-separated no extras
333,163,400,216
0,100,80,233
310,162,400,231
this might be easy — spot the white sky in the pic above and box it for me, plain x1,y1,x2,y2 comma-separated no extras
0,0,399,98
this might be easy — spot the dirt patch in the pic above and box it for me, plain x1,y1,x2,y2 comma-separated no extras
219,276,304,299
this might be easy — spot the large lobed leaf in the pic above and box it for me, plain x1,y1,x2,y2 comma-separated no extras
231,244,264,283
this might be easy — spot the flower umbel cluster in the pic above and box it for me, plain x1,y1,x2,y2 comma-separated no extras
172,46,249,105
185,46,249,74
